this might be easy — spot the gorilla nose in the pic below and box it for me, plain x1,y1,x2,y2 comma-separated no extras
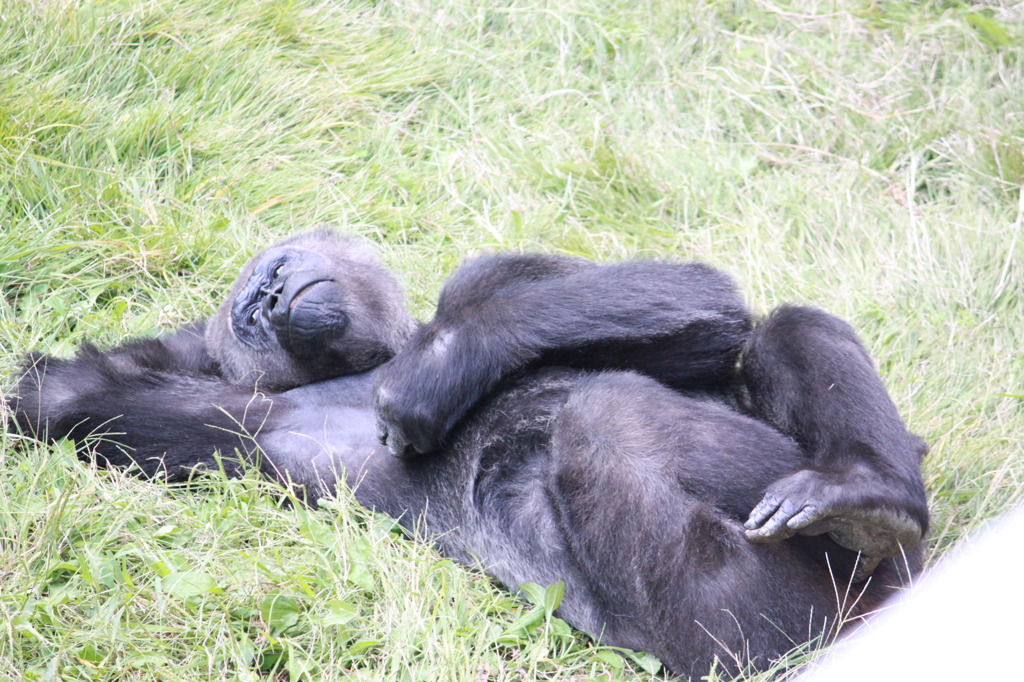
265,272,334,327
265,280,286,315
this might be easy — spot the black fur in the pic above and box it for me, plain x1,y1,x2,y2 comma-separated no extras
9,230,929,678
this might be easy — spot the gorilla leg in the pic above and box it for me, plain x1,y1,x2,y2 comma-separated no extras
740,306,929,572
547,372,841,678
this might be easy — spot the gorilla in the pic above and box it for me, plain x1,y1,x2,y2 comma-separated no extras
10,229,929,679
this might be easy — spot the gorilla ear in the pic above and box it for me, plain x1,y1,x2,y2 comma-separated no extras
205,227,416,389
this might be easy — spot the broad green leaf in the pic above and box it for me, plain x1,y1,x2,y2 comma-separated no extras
543,581,565,612
77,644,105,664
256,647,286,671
503,606,544,636
345,562,375,592
323,599,359,627
346,638,382,657
519,581,546,606
161,571,220,599
260,593,302,632
594,650,626,669
625,650,662,675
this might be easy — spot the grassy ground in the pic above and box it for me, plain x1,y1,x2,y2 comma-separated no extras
1,0,1021,679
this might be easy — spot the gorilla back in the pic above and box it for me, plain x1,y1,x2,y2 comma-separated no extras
10,230,928,678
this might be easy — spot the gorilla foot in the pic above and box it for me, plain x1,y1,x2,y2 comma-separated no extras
743,469,924,578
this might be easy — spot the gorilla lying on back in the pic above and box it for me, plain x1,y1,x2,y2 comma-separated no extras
11,229,929,679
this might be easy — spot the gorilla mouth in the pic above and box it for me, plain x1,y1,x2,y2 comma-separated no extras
265,277,343,347
276,277,348,354
289,279,331,310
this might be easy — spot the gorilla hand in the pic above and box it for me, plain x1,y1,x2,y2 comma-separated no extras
374,323,512,457
375,252,587,458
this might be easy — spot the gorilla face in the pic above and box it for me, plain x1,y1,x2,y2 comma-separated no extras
229,244,349,355
205,228,416,390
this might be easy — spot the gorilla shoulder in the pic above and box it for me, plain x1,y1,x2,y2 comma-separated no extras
205,228,416,390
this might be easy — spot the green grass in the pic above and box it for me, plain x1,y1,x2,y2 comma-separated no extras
1,0,1022,679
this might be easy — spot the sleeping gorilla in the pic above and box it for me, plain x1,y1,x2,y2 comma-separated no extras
10,229,929,679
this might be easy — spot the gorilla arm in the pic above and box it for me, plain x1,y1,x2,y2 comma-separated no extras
374,253,751,457
10,329,272,480
10,325,386,498
8,228,412,488
740,306,929,574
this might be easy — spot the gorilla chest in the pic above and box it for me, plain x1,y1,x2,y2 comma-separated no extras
409,371,579,570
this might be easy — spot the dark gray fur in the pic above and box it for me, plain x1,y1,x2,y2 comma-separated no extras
10,230,929,678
